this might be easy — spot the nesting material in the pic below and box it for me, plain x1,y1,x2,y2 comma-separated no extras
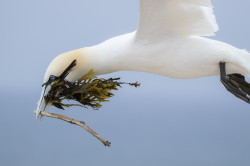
44,61,140,111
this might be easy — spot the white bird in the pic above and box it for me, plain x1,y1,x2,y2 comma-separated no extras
36,0,250,118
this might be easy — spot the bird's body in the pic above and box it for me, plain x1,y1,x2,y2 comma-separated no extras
49,32,250,81
37,0,250,118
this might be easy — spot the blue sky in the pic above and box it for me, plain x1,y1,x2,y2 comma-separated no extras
1,0,250,165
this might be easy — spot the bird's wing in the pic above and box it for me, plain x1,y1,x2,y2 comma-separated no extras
136,0,219,39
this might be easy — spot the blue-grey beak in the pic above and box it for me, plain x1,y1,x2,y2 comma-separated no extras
36,85,52,119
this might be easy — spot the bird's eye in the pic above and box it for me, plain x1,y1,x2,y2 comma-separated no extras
42,75,59,87
49,75,57,81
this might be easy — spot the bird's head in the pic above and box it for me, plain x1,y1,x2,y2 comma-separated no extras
36,48,94,119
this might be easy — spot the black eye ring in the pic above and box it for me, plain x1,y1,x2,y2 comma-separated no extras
49,75,58,81
42,75,59,87
41,60,77,87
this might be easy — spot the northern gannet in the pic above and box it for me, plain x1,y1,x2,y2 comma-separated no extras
36,0,250,118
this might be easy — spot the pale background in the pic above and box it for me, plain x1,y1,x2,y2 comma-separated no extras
1,0,250,166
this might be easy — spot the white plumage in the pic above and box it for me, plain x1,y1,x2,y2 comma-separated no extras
36,0,250,118
137,0,218,38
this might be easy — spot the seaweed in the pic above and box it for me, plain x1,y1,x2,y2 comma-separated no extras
43,60,140,110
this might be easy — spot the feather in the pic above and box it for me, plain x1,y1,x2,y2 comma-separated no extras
136,0,219,38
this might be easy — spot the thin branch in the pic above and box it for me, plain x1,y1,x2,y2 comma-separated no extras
35,111,111,147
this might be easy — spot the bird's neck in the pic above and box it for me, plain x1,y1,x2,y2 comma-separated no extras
86,32,146,75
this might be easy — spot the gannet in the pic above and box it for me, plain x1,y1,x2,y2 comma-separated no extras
36,0,250,118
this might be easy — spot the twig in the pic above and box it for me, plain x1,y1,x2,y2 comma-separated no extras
35,111,111,147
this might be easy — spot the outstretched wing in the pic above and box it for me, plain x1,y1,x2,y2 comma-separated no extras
136,0,219,39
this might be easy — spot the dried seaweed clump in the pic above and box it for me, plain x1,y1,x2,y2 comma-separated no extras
44,68,140,110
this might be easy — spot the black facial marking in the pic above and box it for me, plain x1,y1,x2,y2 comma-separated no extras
42,75,59,87
49,75,58,81
42,59,77,87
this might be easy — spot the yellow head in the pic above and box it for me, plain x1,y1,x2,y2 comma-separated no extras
36,48,93,119
43,48,92,83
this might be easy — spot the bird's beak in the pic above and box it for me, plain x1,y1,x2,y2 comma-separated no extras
36,85,52,119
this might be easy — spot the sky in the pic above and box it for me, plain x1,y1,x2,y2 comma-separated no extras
1,0,250,166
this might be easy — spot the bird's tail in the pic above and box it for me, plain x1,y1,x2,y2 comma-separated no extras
226,48,250,77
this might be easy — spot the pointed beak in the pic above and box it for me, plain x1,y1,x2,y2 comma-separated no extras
36,85,52,119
